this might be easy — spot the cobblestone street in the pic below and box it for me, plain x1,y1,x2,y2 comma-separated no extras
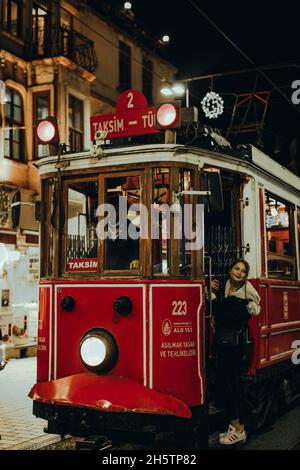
0,357,60,450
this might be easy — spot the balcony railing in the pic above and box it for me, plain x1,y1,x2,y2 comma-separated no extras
69,128,84,153
30,24,97,73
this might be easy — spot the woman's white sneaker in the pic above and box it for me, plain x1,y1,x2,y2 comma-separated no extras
219,425,247,445
219,424,234,439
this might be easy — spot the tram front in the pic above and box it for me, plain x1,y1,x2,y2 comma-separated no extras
29,147,209,448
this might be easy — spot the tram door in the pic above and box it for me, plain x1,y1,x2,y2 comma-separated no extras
204,172,242,291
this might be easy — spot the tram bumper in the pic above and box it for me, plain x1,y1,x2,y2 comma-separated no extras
29,373,192,435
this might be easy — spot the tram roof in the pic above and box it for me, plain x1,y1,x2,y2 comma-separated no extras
36,143,300,196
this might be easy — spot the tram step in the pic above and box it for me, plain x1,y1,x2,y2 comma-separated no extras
75,435,109,450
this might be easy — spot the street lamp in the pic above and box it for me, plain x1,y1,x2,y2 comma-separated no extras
160,82,189,107
160,84,173,97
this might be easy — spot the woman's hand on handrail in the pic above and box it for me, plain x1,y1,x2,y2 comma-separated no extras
211,279,220,293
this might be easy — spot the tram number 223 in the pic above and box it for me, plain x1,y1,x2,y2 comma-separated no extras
172,300,187,316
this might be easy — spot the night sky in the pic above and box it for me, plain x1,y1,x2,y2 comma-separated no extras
90,1,300,169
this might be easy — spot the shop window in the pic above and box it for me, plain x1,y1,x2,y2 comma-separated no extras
152,168,170,275
265,192,296,279
104,175,141,271
66,180,98,272
33,90,50,158
142,56,153,104
68,94,84,152
4,87,25,162
119,41,131,92
2,0,22,38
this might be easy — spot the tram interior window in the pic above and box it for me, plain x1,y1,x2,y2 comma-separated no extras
66,181,98,271
265,193,295,279
104,176,141,271
179,170,192,275
152,168,170,275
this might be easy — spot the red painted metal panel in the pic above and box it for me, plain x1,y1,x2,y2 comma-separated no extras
268,286,300,325
29,373,191,419
252,279,300,369
150,284,204,406
269,330,300,361
55,285,145,383
245,280,262,375
37,286,51,382
259,335,267,362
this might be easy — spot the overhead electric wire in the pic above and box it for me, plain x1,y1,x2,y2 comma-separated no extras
187,0,300,114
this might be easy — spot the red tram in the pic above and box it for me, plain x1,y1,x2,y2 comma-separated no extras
29,103,300,448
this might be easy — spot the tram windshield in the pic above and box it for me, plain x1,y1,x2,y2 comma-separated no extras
104,175,141,271
41,166,203,279
66,180,98,272
153,168,170,275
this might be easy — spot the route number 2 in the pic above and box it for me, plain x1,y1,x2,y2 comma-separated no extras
172,300,187,316
127,92,134,108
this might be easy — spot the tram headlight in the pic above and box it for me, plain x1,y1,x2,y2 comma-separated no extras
79,329,118,373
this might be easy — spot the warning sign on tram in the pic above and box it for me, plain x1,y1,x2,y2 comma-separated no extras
90,89,159,140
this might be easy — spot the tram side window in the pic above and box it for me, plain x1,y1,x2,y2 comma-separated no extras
265,193,296,279
152,168,170,275
66,181,98,272
104,175,141,271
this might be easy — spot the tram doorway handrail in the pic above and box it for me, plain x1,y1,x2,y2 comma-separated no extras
204,254,212,319
176,190,211,197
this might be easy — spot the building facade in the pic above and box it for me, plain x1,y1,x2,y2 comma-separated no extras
0,0,177,353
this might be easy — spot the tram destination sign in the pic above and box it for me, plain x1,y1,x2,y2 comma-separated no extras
90,89,159,140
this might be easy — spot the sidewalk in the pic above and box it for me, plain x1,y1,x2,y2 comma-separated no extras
0,357,60,450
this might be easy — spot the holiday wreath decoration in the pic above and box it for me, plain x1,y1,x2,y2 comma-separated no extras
201,91,224,119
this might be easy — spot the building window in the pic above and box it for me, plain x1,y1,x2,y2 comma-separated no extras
265,192,296,279
33,90,50,158
142,56,153,104
68,94,84,152
32,3,48,56
2,0,23,38
119,41,131,92
4,87,25,162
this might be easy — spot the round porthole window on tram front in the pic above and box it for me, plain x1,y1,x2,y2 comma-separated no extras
79,328,119,373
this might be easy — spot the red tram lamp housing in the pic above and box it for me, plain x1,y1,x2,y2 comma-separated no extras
156,101,181,129
36,117,60,145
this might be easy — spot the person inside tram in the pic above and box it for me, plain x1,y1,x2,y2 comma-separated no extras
209,259,260,445
105,193,140,271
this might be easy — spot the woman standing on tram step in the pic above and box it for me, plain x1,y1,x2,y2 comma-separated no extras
209,259,260,446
